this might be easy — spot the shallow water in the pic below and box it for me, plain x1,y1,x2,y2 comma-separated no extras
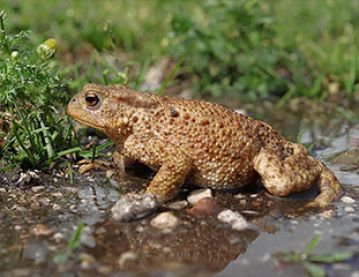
0,103,358,277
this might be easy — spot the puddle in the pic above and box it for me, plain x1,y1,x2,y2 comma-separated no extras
0,103,358,277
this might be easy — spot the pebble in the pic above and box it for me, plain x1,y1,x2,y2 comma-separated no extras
14,225,22,231
118,251,138,267
79,253,96,270
187,197,219,216
217,209,249,231
111,193,158,221
53,203,61,211
239,199,247,206
53,232,64,242
234,193,245,199
167,200,188,210
106,169,114,179
320,209,335,218
31,186,45,193
150,211,178,229
187,188,212,205
241,210,260,215
344,206,355,213
0,188,6,193
32,224,55,236
341,196,356,204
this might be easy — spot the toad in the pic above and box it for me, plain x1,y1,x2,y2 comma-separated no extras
67,84,341,209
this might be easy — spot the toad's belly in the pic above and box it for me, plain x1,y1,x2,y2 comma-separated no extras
190,160,257,190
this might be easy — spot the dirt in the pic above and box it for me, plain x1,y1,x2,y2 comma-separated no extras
0,103,358,277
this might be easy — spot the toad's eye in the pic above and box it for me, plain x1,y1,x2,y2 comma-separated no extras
85,93,99,107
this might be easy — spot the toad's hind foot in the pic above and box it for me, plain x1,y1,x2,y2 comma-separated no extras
254,143,341,209
303,160,342,209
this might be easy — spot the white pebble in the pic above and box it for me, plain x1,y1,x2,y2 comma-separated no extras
344,206,355,213
31,186,45,193
14,225,22,231
150,212,178,229
217,209,249,231
187,188,212,205
167,200,188,210
341,196,355,204
118,251,137,267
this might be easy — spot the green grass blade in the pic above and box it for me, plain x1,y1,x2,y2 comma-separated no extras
68,222,84,251
305,235,320,255
304,262,325,277
309,252,353,263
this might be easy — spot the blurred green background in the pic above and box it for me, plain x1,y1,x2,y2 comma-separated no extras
1,0,358,101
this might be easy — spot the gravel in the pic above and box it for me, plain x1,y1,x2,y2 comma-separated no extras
111,193,158,222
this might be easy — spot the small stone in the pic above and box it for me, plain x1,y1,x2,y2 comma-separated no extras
320,209,335,218
341,196,356,204
52,204,61,211
111,193,158,221
135,225,144,233
187,197,219,216
118,251,138,267
234,193,245,199
241,210,260,215
53,232,64,242
14,225,22,231
150,211,178,229
187,188,212,205
344,206,355,213
32,224,55,236
31,186,45,193
167,200,188,210
217,209,249,231
80,253,96,269
78,163,97,174
0,188,6,193
106,169,114,179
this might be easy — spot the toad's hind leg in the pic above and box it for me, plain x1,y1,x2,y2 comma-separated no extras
253,142,341,208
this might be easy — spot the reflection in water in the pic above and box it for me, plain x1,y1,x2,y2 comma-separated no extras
89,217,258,274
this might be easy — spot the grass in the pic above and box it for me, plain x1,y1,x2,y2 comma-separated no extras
275,234,354,277
1,0,358,99
53,222,85,264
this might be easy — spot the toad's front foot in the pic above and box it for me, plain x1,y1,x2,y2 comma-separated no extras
111,193,159,222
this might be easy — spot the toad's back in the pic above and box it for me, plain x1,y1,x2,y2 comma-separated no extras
144,95,283,188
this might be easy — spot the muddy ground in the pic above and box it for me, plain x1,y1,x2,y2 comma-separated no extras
0,103,358,277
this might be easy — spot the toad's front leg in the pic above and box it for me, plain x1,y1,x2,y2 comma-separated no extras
123,134,193,201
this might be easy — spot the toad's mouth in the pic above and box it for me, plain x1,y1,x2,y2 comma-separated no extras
71,117,105,132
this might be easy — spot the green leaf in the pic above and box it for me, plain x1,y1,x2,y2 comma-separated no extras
305,235,320,255
309,252,353,263
68,222,85,250
276,251,301,262
304,262,326,277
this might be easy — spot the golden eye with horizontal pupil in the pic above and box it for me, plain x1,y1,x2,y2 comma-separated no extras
85,93,99,107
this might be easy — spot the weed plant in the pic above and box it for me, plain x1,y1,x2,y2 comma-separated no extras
0,11,74,169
